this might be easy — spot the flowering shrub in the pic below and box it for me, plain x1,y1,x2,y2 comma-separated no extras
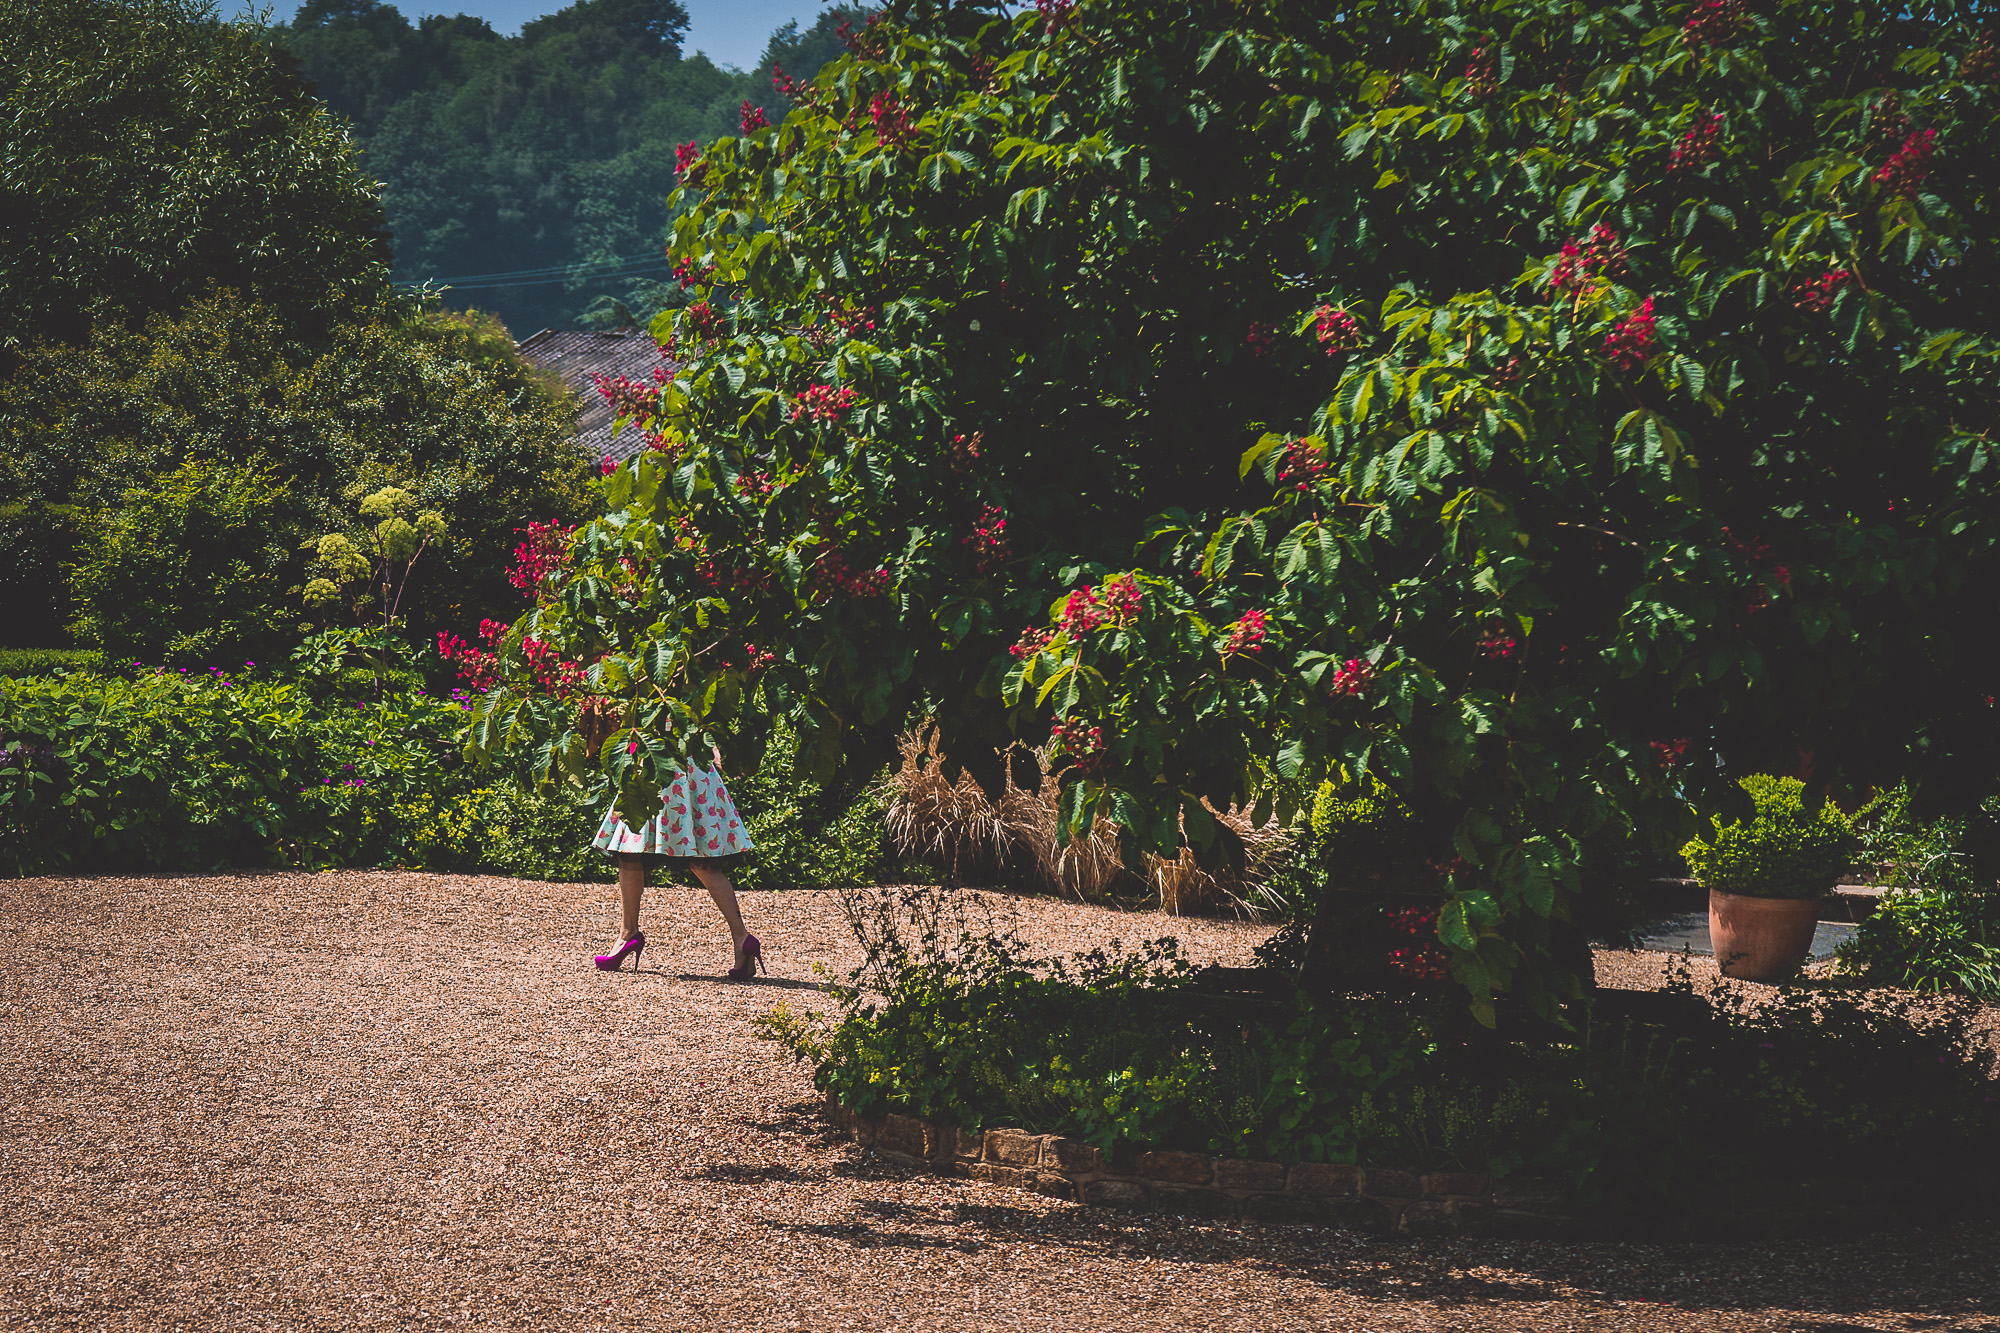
469,0,2000,1027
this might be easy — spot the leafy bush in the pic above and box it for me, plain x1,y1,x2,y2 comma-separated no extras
0,661,900,885
1836,792,2000,997
0,669,475,874
0,648,104,677
1681,776,1854,899
1839,887,2000,998
0,289,596,664
770,891,2000,1201
67,460,297,667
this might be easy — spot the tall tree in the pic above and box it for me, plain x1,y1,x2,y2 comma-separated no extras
0,0,389,356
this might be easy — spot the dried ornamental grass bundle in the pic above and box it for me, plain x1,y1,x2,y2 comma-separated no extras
884,730,1288,912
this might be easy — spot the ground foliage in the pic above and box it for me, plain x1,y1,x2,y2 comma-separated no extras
476,0,2000,1021
766,896,2000,1200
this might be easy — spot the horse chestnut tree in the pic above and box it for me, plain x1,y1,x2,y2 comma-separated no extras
472,0,2000,1022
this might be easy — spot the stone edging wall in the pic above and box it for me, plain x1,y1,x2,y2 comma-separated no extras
823,1095,1939,1238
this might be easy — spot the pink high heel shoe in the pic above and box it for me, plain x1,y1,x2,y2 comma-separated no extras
595,931,645,972
725,933,763,981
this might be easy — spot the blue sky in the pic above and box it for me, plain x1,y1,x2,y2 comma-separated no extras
236,0,825,70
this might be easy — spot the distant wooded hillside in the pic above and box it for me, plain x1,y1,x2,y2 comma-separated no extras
266,0,855,335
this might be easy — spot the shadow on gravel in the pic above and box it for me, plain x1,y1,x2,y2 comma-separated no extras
784,1136,2000,1325
668,973,829,992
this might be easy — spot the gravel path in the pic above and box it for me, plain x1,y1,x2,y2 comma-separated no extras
2,870,1996,1332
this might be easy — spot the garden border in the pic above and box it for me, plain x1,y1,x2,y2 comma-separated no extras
823,1096,1953,1238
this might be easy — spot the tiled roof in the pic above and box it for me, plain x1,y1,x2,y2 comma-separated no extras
514,328,671,464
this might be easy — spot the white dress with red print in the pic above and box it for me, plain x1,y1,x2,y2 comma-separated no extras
591,765,754,859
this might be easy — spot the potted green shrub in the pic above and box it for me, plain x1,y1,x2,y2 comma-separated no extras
1682,776,1855,982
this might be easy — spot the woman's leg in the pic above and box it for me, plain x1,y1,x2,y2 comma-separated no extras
617,854,646,941
690,862,748,960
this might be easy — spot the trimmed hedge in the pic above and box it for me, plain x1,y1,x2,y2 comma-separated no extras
0,671,895,887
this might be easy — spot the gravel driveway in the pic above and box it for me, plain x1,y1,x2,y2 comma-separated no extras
2,870,1995,1331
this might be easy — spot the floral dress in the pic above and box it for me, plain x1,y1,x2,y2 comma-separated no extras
591,765,754,860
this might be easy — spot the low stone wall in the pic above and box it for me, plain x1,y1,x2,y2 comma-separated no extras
823,1095,1941,1238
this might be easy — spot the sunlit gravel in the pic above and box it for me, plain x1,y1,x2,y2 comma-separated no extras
1,870,1994,1331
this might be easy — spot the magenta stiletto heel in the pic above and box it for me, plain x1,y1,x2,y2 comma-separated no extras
726,933,763,981
594,930,645,972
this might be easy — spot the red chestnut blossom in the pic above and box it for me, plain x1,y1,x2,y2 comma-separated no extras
742,642,776,672
1549,224,1629,294
1650,736,1692,770
1599,296,1658,371
1668,111,1724,175
1477,630,1518,660
735,470,777,499
772,64,807,101
1464,45,1498,99
1035,0,1076,33
438,618,587,697
507,521,575,599
791,384,860,422
1329,657,1375,696
1245,320,1277,359
835,12,889,57
963,504,1010,573
1384,906,1450,983
1050,717,1105,772
1313,304,1362,354
674,140,703,183
812,547,890,598
682,300,725,343
869,91,916,152
1789,268,1852,313
1221,608,1268,656
949,431,985,472
1097,573,1144,625
1681,0,1747,50
1277,439,1329,494
1010,626,1055,659
1059,587,1107,636
599,456,617,476
1866,92,1912,152
740,100,768,134
1874,128,1936,199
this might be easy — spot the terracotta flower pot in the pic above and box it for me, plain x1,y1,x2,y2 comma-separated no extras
1708,888,1823,982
